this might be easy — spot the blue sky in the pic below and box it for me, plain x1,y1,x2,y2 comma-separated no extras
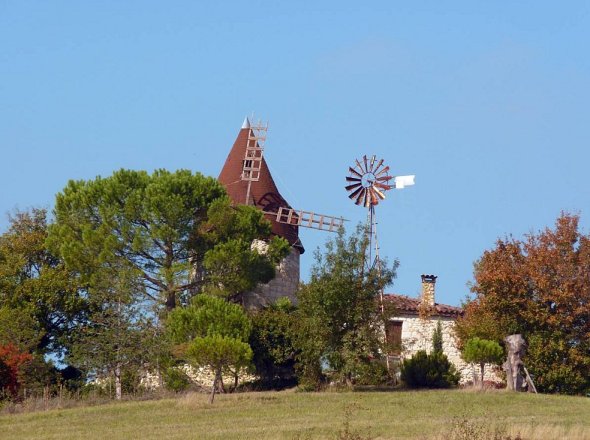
1,1,589,306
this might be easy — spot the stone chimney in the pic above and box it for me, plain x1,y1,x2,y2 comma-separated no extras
420,274,437,307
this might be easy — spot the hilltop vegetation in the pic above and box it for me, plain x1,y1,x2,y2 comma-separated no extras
0,170,400,400
1,167,588,402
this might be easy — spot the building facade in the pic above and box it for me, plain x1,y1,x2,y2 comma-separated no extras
384,275,501,385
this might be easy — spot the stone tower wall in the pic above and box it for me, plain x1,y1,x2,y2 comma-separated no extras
242,240,300,309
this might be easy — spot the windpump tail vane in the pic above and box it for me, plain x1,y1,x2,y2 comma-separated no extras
393,175,415,189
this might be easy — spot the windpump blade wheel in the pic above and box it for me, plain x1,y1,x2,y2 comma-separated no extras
345,155,392,208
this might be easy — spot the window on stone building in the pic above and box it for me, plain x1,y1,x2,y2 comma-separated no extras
385,320,403,355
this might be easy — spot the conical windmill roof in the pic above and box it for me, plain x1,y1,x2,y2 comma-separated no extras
218,121,304,253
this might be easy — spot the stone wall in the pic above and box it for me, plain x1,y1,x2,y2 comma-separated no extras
140,365,256,391
242,240,300,309
392,315,502,385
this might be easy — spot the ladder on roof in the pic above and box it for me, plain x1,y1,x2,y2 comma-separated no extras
242,119,268,205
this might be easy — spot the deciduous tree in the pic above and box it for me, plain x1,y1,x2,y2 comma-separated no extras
65,264,155,400
0,208,83,354
457,213,590,394
249,297,298,388
0,343,32,398
294,225,397,388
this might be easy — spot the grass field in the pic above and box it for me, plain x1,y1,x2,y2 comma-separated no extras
1,389,589,440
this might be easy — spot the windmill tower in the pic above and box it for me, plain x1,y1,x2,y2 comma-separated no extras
218,117,344,308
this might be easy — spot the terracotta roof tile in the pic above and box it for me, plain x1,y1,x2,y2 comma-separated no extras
383,294,463,318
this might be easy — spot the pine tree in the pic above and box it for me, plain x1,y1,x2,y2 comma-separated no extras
167,295,252,403
462,337,503,389
48,169,289,312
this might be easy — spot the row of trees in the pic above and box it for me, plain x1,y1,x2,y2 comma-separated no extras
164,225,400,396
2,167,588,398
0,169,292,399
0,168,399,400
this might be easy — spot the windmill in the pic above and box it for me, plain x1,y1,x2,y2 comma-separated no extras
345,154,415,271
345,155,415,367
218,116,349,308
239,116,346,234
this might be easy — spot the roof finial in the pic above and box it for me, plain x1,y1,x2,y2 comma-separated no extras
241,116,250,129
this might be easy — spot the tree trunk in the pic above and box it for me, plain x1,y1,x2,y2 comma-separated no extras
188,253,204,297
480,362,485,389
503,358,514,391
115,363,122,400
209,368,222,404
232,370,239,392
345,372,353,388
165,291,176,311
209,376,216,404
156,360,164,389
218,375,226,394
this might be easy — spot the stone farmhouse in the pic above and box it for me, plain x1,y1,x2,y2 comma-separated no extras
383,275,498,384
217,118,496,385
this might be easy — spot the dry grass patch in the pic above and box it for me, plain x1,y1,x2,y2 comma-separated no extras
0,389,588,439
506,424,590,440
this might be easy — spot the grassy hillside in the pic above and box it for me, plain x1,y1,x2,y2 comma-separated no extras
1,389,589,440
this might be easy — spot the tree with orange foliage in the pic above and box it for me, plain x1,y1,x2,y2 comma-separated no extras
0,343,32,398
456,213,590,395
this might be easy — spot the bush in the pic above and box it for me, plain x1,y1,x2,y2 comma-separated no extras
121,369,143,395
401,350,460,388
59,365,85,392
347,359,390,386
0,343,32,399
163,367,191,393
249,298,298,389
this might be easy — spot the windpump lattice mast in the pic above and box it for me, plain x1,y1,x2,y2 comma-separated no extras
345,155,415,367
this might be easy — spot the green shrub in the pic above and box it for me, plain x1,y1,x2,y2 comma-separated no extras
163,367,191,393
249,298,298,389
349,359,390,386
401,350,460,388
121,369,143,395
